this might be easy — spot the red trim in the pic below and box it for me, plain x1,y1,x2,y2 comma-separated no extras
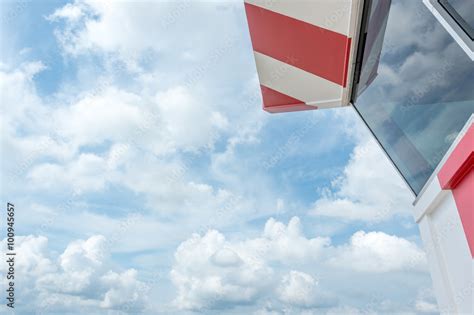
451,171,474,258
260,85,317,113
245,3,352,87
438,125,474,258
438,126,474,189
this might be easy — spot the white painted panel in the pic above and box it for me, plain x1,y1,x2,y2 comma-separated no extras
254,52,343,107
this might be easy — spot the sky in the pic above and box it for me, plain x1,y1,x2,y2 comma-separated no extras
0,0,439,314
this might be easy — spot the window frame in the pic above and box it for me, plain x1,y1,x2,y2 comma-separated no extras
438,0,474,40
424,0,474,60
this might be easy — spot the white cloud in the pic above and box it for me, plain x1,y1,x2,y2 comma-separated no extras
170,217,426,312
51,84,226,154
310,138,413,222
328,231,427,272
115,154,250,222
252,217,331,264
0,63,74,192
47,2,85,21
1,59,232,207
0,61,46,129
415,300,438,313
9,82,263,254
2,1,265,242
5,235,55,277
14,204,186,258
170,217,332,311
59,235,106,271
171,229,273,311
39,235,107,294
53,87,146,148
154,86,228,152
0,235,149,313
28,153,109,193
277,271,336,308
100,269,148,311
414,288,438,314
326,306,377,315
48,0,243,70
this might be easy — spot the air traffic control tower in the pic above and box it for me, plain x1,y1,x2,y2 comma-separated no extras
244,0,473,313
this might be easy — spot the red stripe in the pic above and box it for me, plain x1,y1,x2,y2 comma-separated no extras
245,3,352,87
451,170,474,258
438,125,474,257
438,126,474,189
260,85,317,113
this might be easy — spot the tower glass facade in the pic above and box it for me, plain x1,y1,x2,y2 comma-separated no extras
352,0,474,194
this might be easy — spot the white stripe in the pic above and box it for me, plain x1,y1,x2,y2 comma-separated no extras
245,0,354,36
254,52,343,108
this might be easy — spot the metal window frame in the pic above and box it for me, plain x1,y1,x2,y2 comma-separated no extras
424,0,474,60
439,0,474,40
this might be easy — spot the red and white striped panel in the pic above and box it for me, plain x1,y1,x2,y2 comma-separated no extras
244,0,364,113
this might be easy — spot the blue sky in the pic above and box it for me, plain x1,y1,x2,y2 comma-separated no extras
1,1,437,314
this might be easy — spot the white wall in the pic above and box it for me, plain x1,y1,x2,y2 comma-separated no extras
414,117,473,315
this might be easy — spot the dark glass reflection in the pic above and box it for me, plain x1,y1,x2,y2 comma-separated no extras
446,0,474,30
353,0,474,195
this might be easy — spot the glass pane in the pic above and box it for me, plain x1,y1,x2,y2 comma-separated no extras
353,0,474,195
446,0,474,29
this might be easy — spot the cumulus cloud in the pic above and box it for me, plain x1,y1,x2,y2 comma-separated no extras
47,2,85,21
0,235,149,314
328,231,427,272
415,300,438,313
310,138,413,222
155,86,228,152
1,47,233,208
249,217,331,264
47,0,243,64
39,236,107,295
0,63,74,189
0,61,46,130
414,288,438,314
51,84,226,155
100,269,147,310
51,84,224,157
53,87,146,148
2,0,263,234
277,271,336,308
3,235,55,277
170,217,333,311
170,217,426,312
28,153,110,193
171,229,274,311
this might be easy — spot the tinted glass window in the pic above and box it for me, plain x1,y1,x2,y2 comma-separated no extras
353,0,474,195
444,0,474,30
